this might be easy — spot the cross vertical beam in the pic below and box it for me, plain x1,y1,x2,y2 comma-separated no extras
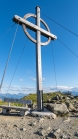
36,6,43,111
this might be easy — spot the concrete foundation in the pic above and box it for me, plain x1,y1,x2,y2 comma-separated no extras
31,108,56,118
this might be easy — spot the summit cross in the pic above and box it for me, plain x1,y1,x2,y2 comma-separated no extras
13,6,57,111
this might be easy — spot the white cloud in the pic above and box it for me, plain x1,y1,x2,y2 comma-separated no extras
1,84,78,95
11,85,19,88
1,84,36,94
49,85,73,92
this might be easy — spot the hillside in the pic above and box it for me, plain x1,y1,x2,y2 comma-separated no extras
23,91,67,103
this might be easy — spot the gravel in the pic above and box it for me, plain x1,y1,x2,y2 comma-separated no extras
0,111,78,139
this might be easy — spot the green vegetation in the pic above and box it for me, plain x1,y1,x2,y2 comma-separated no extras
0,101,23,107
23,91,65,103
0,101,8,105
43,92,64,103
0,92,77,106
23,93,37,103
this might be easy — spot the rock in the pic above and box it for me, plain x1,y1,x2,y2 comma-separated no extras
55,129,61,133
39,127,51,137
39,118,44,123
32,121,36,126
70,104,76,111
52,95,59,100
46,103,69,115
66,102,76,111
64,117,70,122
20,127,26,131
19,110,30,116
59,95,63,100
25,110,31,115
50,129,61,138
50,113,57,119
47,127,51,131
38,129,47,136
13,124,18,127
47,99,51,103
61,134,68,139
33,103,37,109
66,97,70,100
52,95,63,101
75,132,78,137
68,95,74,99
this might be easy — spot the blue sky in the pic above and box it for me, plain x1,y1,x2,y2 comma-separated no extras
0,0,78,94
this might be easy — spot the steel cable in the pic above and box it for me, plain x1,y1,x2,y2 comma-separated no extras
58,38,78,58
41,12,78,37
6,37,28,93
0,24,19,92
0,23,16,40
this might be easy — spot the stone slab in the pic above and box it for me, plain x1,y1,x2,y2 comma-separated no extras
31,108,56,118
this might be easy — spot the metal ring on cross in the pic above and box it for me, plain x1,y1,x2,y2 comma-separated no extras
22,14,51,46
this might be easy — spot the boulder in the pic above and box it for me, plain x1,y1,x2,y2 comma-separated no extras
47,99,51,103
65,102,76,111
46,103,69,115
38,127,51,137
52,95,59,100
32,103,37,109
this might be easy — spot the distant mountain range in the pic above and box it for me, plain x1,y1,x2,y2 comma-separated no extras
71,91,78,96
0,93,28,100
63,91,78,96
0,91,77,100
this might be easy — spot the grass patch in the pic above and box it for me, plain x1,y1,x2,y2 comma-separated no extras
0,101,23,107
0,101,8,105
23,92,65,104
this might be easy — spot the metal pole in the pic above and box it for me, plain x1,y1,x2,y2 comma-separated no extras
36,6,43,111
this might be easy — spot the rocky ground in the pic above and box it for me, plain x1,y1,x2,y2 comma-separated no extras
0,111,78,139
0,94,78,139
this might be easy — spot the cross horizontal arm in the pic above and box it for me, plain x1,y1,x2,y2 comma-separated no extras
13,15,57,40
